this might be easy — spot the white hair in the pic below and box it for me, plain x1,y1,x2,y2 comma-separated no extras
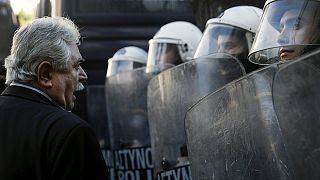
5,16,80,84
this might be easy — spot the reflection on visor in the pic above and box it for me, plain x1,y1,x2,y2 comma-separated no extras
147,42,183,67
107,60,144,77
194,24,251,60
249,0,320,64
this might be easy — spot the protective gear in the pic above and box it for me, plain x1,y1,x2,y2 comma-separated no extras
272,49,320,179
147,21,202,68
106,46,147,77
185,49,320,179
194,6,262,73
147,54,245,177
106,68,156,179
248,0,320,64
185,62,284,179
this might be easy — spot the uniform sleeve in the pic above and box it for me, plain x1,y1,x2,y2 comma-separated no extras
49,123,109,180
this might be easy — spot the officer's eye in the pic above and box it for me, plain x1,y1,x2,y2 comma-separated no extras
293,17,301,30
293,19,301,30
223,43,234,50
278,24,284,32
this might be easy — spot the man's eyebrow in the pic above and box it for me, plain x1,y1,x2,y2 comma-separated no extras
78,58,86,63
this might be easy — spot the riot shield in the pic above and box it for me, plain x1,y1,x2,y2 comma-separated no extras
147,54,245,179
272,49,320,179
185,63,289,180
86,85,113,176
86,85,110,149
106,66,171,180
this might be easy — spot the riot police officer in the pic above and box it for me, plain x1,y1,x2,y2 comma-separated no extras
194,6,263,73
248,0,320,64
146,21,202,69
106,46,148,77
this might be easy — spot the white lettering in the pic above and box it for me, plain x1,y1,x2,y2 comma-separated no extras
145,148,153,168
115,147,153,169
128,149,136,169
121,150,130,169
118,171,125,180
147,169,153,180
172,168,180,180
125,171,135,180
115,151,124,169
182,167,190,180
157,166,192,180
135,170,141,180
136,148,146,169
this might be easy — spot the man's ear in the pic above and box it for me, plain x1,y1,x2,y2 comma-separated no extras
37,61,53,88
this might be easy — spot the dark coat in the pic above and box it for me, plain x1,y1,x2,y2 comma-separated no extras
0,85,109,180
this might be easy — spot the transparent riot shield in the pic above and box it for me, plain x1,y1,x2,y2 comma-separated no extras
106,66,171,180
86,85,112,175
86,85,110,149
185,62,290,180
272,49,320,179
147,54,245,179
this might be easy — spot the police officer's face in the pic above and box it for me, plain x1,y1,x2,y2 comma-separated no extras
217,34,245,56
277,9,315,61
161,44,181,65
51,44,88,110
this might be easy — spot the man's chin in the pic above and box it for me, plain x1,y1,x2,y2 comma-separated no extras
75,83,85,91
65,100,75,111
66,105,74,112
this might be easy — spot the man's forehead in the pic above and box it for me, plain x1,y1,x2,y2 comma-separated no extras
69,44,83,62
70,56,85,64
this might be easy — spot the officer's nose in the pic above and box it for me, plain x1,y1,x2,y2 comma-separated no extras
277,29,290,45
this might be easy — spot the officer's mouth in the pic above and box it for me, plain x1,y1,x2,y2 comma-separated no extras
279,47,295,60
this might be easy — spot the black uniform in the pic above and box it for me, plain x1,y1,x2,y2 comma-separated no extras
0,85,109,180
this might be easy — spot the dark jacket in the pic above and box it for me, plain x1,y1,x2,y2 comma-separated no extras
0,85,109,180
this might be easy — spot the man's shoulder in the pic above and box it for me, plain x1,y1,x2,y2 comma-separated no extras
45,108,93,145
46,108,90,130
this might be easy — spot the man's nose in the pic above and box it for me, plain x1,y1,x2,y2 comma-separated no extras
78,66,88,82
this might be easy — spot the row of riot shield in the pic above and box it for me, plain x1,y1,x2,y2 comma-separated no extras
102,54,246,180
185,48,320,180
90,48,320,180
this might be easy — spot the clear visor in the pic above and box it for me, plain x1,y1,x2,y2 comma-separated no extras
249,0,320,64
106,60,144,77
147,40,184,68
194,24,252,60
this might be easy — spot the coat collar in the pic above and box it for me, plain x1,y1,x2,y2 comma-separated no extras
1,85,63,109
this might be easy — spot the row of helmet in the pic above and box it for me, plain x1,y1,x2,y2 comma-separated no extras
106,20,203,77
107,0,320,77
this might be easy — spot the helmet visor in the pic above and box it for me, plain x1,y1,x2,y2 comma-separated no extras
106,60,144,77
194,24,252,60
249,0,320,64
147,40,183,68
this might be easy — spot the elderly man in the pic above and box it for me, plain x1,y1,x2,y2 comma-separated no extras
0,17,109,179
